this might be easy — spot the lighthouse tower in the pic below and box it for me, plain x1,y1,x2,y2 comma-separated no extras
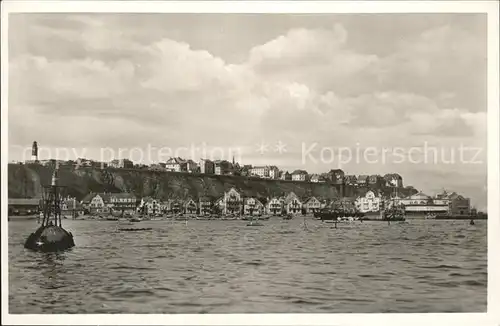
31,141,39,163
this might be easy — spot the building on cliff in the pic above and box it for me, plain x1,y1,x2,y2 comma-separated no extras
164,157,199,172
199,159,215,174
383,173,404,188
327,169,345,184
109,159,134,169
291,170,309,182
344,175,358,186
368,175,385,188
310,174,327,183
249,166,280,179
214,160,235,175
280,171,292,181
357,175,369,186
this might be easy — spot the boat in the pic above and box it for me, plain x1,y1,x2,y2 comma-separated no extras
425,213,436,219
246,214,264,226
118,227,153,232
247,220,264,226
382,185,406,222
24,169,75,252
315,208,364,221
129,216,142,222
283,214,293,220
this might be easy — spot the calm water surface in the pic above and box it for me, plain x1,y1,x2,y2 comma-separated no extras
9,218,487,313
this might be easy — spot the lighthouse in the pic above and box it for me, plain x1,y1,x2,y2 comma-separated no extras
31,141,39,163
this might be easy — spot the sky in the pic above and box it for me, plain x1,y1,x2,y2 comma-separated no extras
8,13,488,210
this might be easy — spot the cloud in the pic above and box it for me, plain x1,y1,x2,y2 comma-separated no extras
7,14,488,208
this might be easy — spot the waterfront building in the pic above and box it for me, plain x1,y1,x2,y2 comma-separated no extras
199,196,214,215
433,190,452,206
140,197,162,215
304,196,322,213
109,159,134,169
243,197,265,215
199,159,215,174
8,198,41,215
61,197,85,216
284,192,303,214
291,170,309,181
81,193,111,213
355,190,382,213
383,173,404,188
216,187,243,215
109,193,138,213
331,197,357,212
448,192,471,216
167,199,184,214
344,175,358,186
184,198,198,215
266,197,284,215
357,175,369,186
320,198,333,209
399,192,449,216
327,169,345,184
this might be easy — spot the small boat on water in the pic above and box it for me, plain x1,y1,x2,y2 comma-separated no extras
129,216,142,223
314,208,364,221
118,227,152,232
247,220,264,226
246,214,264,226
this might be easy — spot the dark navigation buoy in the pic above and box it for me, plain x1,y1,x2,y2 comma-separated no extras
24,168,75,252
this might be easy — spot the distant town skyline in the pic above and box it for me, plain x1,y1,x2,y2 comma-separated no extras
8,13,487,210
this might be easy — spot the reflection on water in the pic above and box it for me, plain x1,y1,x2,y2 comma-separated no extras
9,218,487,313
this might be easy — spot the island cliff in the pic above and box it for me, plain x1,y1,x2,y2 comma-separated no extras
8,163,416,201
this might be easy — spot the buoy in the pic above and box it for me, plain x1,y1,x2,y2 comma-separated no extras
24,168,75,252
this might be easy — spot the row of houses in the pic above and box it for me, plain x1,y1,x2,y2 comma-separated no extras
22,156,406,190
7,187,472,217
7,196,85,216
80,189,324,216
352,189,472,216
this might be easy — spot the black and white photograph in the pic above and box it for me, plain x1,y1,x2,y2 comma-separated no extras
2,1,499,325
